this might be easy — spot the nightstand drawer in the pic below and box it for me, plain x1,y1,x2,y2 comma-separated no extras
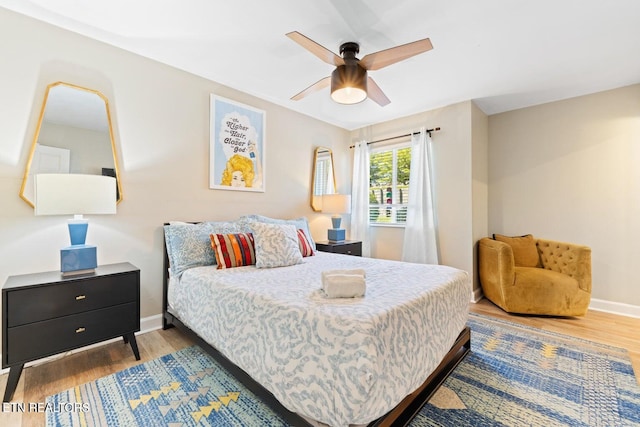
6,273,137,327
5,302,138,365
316,240,362,256
337,243,362,256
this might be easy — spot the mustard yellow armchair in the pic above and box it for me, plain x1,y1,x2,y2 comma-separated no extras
478,235,591,316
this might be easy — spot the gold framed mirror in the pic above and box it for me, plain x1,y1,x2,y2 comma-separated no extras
311,146,336,211
20,82,122,207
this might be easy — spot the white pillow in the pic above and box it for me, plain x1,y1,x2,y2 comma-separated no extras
250,222,303,268
239,214,316,250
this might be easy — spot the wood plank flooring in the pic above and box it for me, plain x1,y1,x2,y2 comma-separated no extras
0,327,196,427
1,299,638,427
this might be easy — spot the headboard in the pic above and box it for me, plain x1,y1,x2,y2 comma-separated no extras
162,221,201,329
162,222,172,329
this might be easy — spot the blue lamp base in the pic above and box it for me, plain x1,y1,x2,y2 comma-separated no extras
328,228,346,243
68,221,88,245
331,216,342,229
61,217,96,276
61,245,97,276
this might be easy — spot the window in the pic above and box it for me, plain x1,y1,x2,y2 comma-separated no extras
313,153,332,195
369,143,411,225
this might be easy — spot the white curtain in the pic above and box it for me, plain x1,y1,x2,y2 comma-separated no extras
402,128,439,264
351,140,371,257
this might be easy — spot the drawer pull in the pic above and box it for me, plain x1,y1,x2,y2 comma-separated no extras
75,327,86,334
75,295,86,300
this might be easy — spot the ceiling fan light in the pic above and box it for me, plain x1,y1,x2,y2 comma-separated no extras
330,65,367,105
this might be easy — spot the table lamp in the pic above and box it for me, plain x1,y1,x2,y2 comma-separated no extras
35,173,117,276
322,194,351,243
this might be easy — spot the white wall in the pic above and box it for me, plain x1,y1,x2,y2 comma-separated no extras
471,103,489,298
0,8,350,328
488,84,640,313
350,100,487,295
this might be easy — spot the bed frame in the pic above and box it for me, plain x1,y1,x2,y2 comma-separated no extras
162,226,471,426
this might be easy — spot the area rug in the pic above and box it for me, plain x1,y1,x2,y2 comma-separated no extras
45,345,292,426
412,313,640,427
46,313,640,426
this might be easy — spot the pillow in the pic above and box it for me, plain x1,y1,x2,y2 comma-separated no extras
206,220,249,235
164,223,215,277
164,221,242,276
493,234,541,267
240,215,316,250
297,229,315,257
250,222,303,268
210,233,256,269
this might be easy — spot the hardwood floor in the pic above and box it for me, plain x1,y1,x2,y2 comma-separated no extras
0,327,196,427
1,299,638,427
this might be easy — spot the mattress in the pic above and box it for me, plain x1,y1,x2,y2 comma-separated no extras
168,252,470,426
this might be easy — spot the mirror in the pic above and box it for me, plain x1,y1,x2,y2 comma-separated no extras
311,146,336,211
20,82,122,207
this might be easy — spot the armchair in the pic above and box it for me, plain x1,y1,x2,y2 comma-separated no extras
478,235,591,316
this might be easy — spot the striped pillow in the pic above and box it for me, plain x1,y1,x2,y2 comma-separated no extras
297,229,314,257
210,233,256,269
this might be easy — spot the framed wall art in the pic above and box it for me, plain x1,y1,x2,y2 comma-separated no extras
209,95,266,192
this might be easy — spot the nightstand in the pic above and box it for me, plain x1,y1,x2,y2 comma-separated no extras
2,262,140,402
315,240,362,256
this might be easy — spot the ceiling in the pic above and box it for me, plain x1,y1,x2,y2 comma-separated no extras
2,0,640,130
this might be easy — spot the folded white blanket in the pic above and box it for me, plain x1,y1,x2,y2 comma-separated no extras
321,268,366,282
321,273,366,298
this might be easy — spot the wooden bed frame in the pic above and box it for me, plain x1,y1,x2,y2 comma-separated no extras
162,227,471,426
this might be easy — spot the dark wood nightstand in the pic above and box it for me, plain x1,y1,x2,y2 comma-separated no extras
2,262,140,402
315,240,362,256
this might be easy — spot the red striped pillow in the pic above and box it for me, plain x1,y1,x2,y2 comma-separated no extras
297,229,314,257
210,233,256,269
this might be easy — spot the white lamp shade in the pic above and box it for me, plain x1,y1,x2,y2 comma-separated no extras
35,174,117,216
322,194,352,214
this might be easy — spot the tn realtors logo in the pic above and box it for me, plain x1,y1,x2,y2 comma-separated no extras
2,401,90,413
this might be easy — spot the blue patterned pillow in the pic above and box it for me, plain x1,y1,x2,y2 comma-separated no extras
249,222,303,268
164,221,242,276
239,215,316,250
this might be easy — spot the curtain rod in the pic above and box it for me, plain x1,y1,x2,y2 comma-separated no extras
349,127,440,149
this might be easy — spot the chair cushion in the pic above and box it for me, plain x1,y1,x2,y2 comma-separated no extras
494,234,541,267
508,267,588,316
514,266,577,290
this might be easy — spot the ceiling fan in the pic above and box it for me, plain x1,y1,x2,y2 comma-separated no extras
286,31,433,106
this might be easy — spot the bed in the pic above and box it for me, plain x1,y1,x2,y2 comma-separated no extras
162,217,471,426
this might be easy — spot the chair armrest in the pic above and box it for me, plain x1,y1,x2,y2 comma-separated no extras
536,238,592,293
478,238,516,304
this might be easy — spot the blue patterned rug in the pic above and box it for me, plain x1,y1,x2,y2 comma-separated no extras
411,314,640,427
46,313,640,426
45,345,292,426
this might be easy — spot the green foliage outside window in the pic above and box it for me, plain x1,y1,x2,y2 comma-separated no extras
369,146,411,224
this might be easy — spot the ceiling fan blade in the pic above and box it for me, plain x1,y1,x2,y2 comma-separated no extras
291,76,332,101
360,38,433,71
366,77,390,106
286,31,345,66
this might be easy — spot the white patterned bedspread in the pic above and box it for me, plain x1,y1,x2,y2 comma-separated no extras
168,252,469,427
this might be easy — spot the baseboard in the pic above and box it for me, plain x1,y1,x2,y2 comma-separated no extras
588,298,640,319
0,314,164,376
471,287,484,303
140,313,164,334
